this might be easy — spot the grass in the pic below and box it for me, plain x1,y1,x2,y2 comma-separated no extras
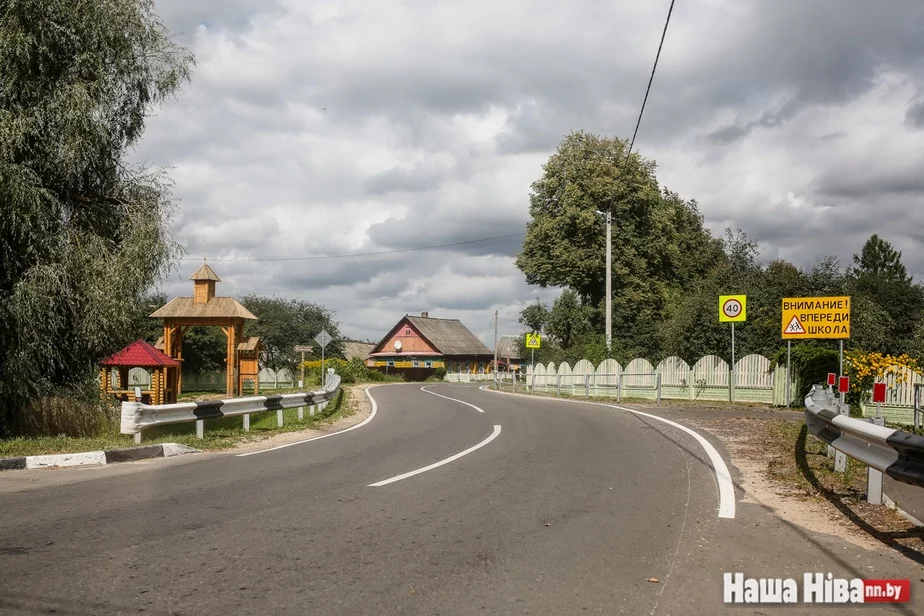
0,387,355,458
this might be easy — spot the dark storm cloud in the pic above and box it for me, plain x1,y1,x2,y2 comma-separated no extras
141,0,924,341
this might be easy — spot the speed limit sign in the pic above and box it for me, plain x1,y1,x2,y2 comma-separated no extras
719,295,747,322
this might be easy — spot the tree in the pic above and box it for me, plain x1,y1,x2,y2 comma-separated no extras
0,1,193,435
241,296,343,372
518,300,548,333
851,234,910,282
545,289,593,350
515,131,722,359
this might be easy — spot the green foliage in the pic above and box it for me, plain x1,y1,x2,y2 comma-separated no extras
0,0,192,436
181,326,226,374
432,367,446,380
241,295,343,373
301,358,403,386
851,234,910,283
515,131,722,358
771,344,839,405
518,300,548,333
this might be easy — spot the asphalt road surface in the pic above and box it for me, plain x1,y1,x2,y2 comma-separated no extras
0,384,919,615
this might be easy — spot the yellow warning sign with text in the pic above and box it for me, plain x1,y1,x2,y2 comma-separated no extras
781,296,850,339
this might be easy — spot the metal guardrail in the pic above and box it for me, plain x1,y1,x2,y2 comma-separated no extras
804,383,924,504
121,372,342,443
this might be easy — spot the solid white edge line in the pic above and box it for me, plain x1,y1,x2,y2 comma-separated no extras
420,385,485,412
478,385,736,519
236,386,380,457
368,424,502,487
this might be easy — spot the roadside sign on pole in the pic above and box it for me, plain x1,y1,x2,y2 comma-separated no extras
872,382,887,404
294,345,312,353
838,376,850,394
525,333,541,349
827,373,837,387
314,330,332,349
781,296,850,339
718,295,746,322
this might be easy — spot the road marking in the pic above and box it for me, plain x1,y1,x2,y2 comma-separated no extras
420,385,485,412
368,425,502,487
479,385,736,519
236,386,380,457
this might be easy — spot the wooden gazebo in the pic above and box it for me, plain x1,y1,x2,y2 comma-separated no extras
99,339,179,404
150,263,258,396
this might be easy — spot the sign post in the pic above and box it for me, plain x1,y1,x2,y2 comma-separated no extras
525,332,541,376
782,296,851,405
294,345,312,389
719,295,747,403
315,329,332,386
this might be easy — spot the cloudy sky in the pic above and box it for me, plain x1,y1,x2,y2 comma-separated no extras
135,0,924,343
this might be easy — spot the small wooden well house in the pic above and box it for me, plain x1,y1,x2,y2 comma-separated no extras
237,336,262,395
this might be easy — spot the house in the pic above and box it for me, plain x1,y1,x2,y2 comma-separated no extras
366,312,495,380
496,335,524,372
343,341,375,362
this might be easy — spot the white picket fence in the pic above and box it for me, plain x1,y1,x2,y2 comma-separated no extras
857,365,924,426
495,354,792,406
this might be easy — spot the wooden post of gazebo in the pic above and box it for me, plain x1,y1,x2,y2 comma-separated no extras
150,262,258,397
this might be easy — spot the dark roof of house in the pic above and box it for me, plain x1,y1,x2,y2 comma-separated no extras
100,339,179,368
497,335,521,359
404,316,493,356
343,341,375,360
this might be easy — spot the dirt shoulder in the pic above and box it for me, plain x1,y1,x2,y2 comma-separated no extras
688,415,924,557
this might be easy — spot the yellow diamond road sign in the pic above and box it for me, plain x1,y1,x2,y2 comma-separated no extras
781,296,850,339
719,295,747,322
525,333,541,349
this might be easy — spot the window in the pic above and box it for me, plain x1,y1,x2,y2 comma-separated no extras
387,360,394,367
405,328,411,336
425,361,432,368
412,360,419,368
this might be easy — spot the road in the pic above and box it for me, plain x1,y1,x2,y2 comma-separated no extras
0,384,919,615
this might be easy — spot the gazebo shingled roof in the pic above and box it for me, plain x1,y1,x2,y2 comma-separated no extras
100,340,178,368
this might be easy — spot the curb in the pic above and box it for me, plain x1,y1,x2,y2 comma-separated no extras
0,443,199,472
882,493,924,527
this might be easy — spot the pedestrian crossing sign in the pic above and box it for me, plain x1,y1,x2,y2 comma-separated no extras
525,333,541,349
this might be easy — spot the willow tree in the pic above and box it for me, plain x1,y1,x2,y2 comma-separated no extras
0,0,193,435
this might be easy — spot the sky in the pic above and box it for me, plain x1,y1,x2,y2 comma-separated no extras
135,0,924,344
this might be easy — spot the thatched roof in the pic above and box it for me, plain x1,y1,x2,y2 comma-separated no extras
150,297,258,320
497,335,521,359
344,341,375,360
189,263,221,282
403,315,492,356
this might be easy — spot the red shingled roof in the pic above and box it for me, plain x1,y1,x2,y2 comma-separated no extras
99,339,179,368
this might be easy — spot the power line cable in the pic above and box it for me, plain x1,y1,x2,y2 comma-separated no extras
180,233,525,263
623,0,676,168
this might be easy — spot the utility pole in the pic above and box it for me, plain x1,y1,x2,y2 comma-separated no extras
605,210,612,354
493,310,498,387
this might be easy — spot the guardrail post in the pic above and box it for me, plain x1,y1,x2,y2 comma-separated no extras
310,404,316,416
134,431,142,445
196,419,204,439
866,416,885,504
656,373,662,404
834,402,848,472
243,414,250,431
277,409,284,427
298,406,304,420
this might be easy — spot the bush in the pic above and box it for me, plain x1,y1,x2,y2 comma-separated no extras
21,382,119,438
432,367,446,380
772,344,839,406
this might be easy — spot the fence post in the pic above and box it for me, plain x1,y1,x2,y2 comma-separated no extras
656,373,662,405
585,374,590,399
617,374,622,403
689,368,694,400
556,374,561,397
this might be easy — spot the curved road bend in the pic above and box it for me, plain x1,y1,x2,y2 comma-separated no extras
0,383,917,615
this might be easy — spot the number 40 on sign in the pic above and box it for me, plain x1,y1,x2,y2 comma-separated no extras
719,295,747,322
